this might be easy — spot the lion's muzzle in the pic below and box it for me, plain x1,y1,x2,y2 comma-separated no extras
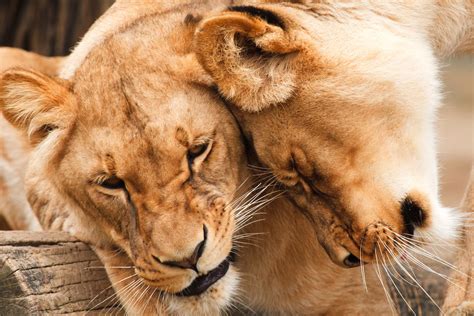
176,256,231,297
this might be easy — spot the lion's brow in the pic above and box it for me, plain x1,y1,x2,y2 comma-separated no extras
103,153,116,174
119,78,149,132
175,127,190,147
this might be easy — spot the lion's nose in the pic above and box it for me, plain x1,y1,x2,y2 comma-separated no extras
152,225,208,273
401,196,425,236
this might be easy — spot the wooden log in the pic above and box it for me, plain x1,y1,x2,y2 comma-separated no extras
443,169,474,315
0,231,119,315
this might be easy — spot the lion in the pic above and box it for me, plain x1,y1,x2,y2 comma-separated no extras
194,0,471,265
192,0,472,312
0,1,247,315
0,0,470,315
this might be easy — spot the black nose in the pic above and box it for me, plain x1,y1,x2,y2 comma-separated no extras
401,197,425,236
154,225,208,272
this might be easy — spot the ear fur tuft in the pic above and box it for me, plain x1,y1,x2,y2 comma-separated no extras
0,68,75,143
194,7,300,112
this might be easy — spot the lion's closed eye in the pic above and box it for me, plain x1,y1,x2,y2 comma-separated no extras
93,174,127,197
187,139,213,175
187,142,209,162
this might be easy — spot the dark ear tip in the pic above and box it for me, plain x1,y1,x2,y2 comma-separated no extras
184,12,203,25
227,5,285,29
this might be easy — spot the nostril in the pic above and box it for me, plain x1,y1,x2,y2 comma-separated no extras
343,254,361,268
401,197,425,236
154,225,208,272
192,225,208,263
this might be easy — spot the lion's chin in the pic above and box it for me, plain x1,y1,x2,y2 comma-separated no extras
163,266,239,316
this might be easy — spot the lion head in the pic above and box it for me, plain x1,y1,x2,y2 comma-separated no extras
194,2,465,268
0,3,248,314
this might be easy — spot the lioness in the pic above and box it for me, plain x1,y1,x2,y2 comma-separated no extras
0,1,248,314
194,0,471,267
0,0,470,315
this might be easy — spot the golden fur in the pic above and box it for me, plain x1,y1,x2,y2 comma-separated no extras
0,47,63,231
193,0,472,313
1,2,246,314
0,2,391,314
0,0,471,315
195,0,471,262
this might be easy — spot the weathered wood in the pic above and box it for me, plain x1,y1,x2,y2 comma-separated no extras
443,169,474,315
0,231,119,315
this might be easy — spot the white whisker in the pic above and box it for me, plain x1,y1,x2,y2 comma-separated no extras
373,242,397,315
87,272,136,311
380,242,416,315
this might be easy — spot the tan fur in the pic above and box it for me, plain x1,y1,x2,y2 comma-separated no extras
0,0,470,315
0,47,63,231
0,2,390,314
194,1,470,313
0,47,63,75
0,2,249,315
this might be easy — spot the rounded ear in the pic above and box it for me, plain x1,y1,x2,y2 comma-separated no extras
194,6,300,112
0,68,76,144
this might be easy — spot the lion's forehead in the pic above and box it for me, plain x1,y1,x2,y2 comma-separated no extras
73,78,220,140
60,0,216,79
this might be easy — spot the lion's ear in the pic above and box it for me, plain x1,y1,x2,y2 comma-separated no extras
0,68,75,144
194,6,300,112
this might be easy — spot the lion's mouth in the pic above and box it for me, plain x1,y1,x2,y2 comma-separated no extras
175,256,231,297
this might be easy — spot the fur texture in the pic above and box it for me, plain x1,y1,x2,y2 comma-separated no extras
0,0,471,315
1,2,246,315
0,2,391,314
195,0,470,263
0,47,63,231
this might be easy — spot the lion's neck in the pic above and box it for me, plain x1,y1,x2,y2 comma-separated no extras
360,0,472,57
428,0,473,56
269,0,472,57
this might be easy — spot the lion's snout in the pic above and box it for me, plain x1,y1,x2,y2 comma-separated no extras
334,194,429,268
150,225,207,273
318,189,432,268
325,222,399,268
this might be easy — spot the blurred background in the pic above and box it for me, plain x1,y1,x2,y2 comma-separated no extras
0,0,472,207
